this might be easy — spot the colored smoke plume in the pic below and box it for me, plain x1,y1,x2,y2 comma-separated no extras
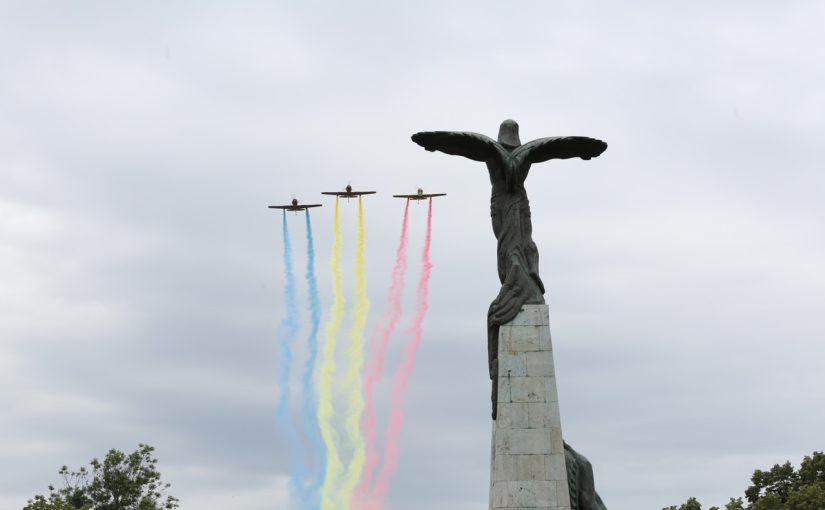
274,211,311,503
340,196,371,508
368,198,434,509
319,198,345,510
301,209,325,508
355,199,411,507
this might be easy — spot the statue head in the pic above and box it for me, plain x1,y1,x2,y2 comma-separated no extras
497,119,521,148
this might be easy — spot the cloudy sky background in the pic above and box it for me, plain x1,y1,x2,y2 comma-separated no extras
2,1,824,509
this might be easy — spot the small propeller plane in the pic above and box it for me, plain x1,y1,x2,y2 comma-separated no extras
392,188,446,201
321,184,377,199
268,198,323,212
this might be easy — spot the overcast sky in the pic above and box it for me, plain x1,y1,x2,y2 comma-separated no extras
2,2,824,509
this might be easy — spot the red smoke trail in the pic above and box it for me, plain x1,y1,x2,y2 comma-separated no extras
368,198,433,509
354,199,411,508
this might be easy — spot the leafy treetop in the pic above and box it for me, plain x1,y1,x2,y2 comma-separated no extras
23,444,179,510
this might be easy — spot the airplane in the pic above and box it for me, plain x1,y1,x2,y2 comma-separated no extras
321,184,377,199
392,188,447,201
268,198,323,212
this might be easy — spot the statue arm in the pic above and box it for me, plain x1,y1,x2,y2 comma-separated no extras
411,131,504,163
514,136,608,164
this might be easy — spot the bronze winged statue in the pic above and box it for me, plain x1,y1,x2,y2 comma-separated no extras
411,119,607,417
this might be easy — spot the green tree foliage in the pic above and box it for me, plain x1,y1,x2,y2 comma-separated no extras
746,461,798,504
23,444,178,510
725,497,745,510
663,452,824,510
796,452,825,488
663,496,706,510
785,483,825,510
751,492,784,510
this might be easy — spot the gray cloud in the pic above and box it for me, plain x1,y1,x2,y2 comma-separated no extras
2,2,824,510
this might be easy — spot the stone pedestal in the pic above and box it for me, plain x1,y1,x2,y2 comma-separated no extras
489,305,570,510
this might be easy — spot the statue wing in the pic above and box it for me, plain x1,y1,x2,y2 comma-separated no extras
411,131,505,163
513,136,608,164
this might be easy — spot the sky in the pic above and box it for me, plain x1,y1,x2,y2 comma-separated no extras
1,1,824,509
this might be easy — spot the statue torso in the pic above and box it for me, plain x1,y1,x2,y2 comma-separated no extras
486,153,533,237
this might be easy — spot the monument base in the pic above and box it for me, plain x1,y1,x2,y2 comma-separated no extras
489,305,571,510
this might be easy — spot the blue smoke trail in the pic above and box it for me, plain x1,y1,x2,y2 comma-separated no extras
302,209,325,509
275,211,310,504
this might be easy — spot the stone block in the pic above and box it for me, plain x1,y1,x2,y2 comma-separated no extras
509,304,550,326
540,327,553,350
497,403,528,429
526,350,555,377
506,326,542,352
498,352,527,376
509,377,545,403
556,480,572,508
527,402,561,429
498,324,513,340
495,428,551,455
549,427,564,455
493,454,516,482
491,481,507,508
499,480,556,508
543,376,559,403
545,454,567,481
497,377,511,403
514,454,545,480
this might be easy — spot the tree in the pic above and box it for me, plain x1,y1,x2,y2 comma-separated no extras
746,461,798,505
663,451,825,510
751,492,784,510
785,483,825,510
23,444,178,510
725,497,745,510
796,452,825,488
663,496,705,510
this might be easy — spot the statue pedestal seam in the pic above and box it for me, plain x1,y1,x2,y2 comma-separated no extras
489,305,571,510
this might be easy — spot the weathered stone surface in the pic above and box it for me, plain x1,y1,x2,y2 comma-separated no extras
514,455,545,480
507,305,550,326
493,454,516,482
557,480,572,508
495,428,551,455
506,326,543,351
498,403,529,429
545,454,567,481
549,427,564,455
499,351,527,377
492,480,557,508
544,376,559,403
510,377,545,403
498,377,511,403
526,350,555,377
527,402,561,429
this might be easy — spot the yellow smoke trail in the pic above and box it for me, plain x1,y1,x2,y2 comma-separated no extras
319,197,344,510
340,196,369,509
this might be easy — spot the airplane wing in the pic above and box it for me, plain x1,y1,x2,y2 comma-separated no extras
353,191,376,195
393,193,446,199
268,205,290,209
303,204,323,208
321,192,342,196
